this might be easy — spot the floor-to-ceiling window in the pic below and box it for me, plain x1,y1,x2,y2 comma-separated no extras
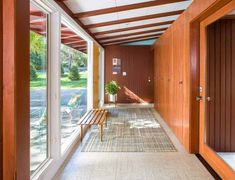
30,3,49,174
28,0,101,178
60,22,88,151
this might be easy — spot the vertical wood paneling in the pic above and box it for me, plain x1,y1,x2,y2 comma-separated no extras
93,44,100,108
105,45,154,103
153,0,232,152
231,20,235,151
0,1,3,179
225,20,231,151
207,19,235,152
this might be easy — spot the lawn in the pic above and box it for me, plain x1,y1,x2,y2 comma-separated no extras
30,71,87,89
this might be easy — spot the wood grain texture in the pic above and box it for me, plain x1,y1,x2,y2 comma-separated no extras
153,0,233,154
105,46,154,103
0,1,2,179
206,19,235,152
93,44,100,108
3,0,30,179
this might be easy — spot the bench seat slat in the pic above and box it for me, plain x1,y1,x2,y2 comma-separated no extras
81,109,99,124
77,111,92,125
83,109,100,124
88,110,104,125
94,111,106,124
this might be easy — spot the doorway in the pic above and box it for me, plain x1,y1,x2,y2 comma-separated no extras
199,1,235,178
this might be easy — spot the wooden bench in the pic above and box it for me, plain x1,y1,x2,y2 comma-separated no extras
78,109,108,142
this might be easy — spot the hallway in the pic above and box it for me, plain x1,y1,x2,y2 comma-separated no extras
54,107,213,180
2,0,235,179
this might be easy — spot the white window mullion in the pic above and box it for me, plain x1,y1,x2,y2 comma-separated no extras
49,11,61,160
87,41,94,110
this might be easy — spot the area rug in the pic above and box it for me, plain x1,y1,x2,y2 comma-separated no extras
81,108,176,152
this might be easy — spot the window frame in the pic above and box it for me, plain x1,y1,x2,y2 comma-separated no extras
30,1,51,178
30,0,104,179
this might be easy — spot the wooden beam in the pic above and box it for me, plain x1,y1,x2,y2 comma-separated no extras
102,34,160,45
85,10,183,28
97,29,165,41
103,37,158,46
75,0,190,18
61,35,80,39
55,0,103,47
93,20,173,36
0,0,3,179
72,44,87,48
3,0,30,179
62,40,86,45
30,11,43,17
61,37,84,42
101,32,162,43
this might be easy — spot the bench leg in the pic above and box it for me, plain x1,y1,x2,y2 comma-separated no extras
100,124,103,142
80,125,83,141
105,116,107,127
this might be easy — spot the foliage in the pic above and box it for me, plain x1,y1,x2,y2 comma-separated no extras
68,65,80,81
105,81,120,95
61,64,65,77
30,31,47,70
60,44,87,69
30,63,38,80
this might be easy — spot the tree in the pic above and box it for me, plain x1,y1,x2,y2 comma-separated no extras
30,31,47,70
68,65,80,81
60,44,87,68
30,63,38,80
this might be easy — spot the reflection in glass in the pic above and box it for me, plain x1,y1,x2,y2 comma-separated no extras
30,3,48,174
60,23,88,150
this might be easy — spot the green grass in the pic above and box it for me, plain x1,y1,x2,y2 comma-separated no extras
30,72,87,90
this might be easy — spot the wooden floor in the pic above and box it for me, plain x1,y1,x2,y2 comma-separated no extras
53,107,213,180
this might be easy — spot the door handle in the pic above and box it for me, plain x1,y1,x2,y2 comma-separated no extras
196,96,203,101
206,97,211,102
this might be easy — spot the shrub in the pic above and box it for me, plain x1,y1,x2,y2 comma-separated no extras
30,63,38,80
68,65,80,81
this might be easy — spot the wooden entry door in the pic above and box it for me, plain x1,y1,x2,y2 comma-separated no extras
199,1,235,178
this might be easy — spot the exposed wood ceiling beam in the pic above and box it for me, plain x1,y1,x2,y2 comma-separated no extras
103,37,159,46
55,0,103,47
97,29,166,41
30,11,44,17
72,44,87,48
93,20,173,36
30,18,46,24
85,10,183,28
30,21,46,26
101,33,161,44
75,0,189,18
62,37,84,42
63,40,86,45
61,35,80,40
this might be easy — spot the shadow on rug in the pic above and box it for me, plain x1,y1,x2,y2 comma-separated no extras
81,108,176,152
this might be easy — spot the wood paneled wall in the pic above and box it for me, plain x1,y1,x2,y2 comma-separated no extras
3,0,30,179
206,19,235,152
153,0,232,152
93,43,100,108
0,1,3,179
105,45,154,103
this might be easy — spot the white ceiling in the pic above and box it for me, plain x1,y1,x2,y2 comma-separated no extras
62,0,193,45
